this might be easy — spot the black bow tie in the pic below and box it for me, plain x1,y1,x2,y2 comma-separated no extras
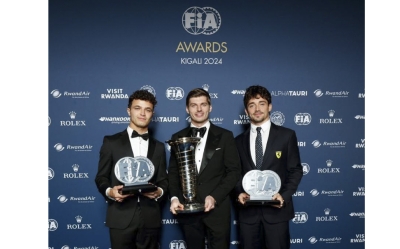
131,130,149,140
191,127,207,138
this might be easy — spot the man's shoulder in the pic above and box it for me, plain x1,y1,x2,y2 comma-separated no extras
235,131,246,139
272,123,296,134
151,137,165,146
234,128,249,141
169,126,190,137
210,123,233,134
103,130,126,140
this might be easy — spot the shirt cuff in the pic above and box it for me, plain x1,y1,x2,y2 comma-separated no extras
155,187,164,201
106,187,116,201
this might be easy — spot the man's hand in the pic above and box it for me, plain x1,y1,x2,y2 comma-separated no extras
142,187,161,199
271,193,285,208
170,198,184,215
109,185,132,202
204,195,216,212
237,192,250,205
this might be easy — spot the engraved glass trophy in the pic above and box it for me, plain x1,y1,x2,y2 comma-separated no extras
242,170,281,205
114,156,157,195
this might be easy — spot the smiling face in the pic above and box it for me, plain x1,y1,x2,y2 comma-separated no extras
245,94,272,126
127,99,154,132
186,96,212,127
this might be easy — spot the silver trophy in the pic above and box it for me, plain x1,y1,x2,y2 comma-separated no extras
114,156,158,195
166,137,205,213
242,170,281,206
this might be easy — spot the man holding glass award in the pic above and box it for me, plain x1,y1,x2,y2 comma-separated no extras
95,90,168,249
234,85,303,249
167,88,241,249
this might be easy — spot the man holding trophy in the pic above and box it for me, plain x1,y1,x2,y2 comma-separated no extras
167,88,241,249
95,90,168,249
235,85,303,249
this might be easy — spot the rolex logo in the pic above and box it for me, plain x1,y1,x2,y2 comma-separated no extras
72,164,79,172
202,84,210,91
328,110,335,118
324,208,331,215
326,160,333,167
69,111,77,119
75,215,82,223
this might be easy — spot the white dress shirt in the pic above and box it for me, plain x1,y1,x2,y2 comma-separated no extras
127,126,149,157
250,120,271,166
192,121,210,173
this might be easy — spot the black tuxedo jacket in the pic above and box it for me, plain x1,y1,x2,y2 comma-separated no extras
95,129,168,229
168,122,241,224
235,123,303,224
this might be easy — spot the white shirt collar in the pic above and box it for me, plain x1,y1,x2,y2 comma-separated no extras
250,119,271,133
127,126,148,137
190,120,210,130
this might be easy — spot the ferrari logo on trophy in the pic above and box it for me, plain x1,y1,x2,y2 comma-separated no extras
114,156,157,195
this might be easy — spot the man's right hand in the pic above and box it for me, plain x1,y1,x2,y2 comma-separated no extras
108,185,132,202
237,192,250,205
170,198,184,215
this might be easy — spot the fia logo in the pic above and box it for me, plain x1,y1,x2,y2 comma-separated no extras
182,7,221,35
48,168,55,180
166,87,184,100
301,163,310,175
294,113,311,125
170,240,187,249
48,219,58,231
292,211,308,224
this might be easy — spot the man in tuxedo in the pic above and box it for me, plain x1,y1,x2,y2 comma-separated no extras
95,90,168,249
168,88,241,249
235,85,303,249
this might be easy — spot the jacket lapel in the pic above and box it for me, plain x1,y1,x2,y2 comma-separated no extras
198,123,220,175
242,128,256,169
147,137,156,159
120,130,134,157
262,123,278,169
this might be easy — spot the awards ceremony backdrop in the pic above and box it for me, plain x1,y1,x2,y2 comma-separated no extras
48,1,365,248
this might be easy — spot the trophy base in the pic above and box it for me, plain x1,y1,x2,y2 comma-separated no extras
120,184,158,195
245,199,281,206
176,203,205,213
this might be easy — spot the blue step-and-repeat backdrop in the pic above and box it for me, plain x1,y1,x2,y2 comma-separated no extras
48,1,365,248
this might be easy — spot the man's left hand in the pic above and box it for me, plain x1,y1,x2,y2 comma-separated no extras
204,195,216,212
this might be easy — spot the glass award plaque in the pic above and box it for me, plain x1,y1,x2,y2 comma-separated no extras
242,169,281,206
114,156,158,195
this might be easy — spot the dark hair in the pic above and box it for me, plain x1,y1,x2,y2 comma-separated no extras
243,85,272,108
186,88,211,107
128,90,157,108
